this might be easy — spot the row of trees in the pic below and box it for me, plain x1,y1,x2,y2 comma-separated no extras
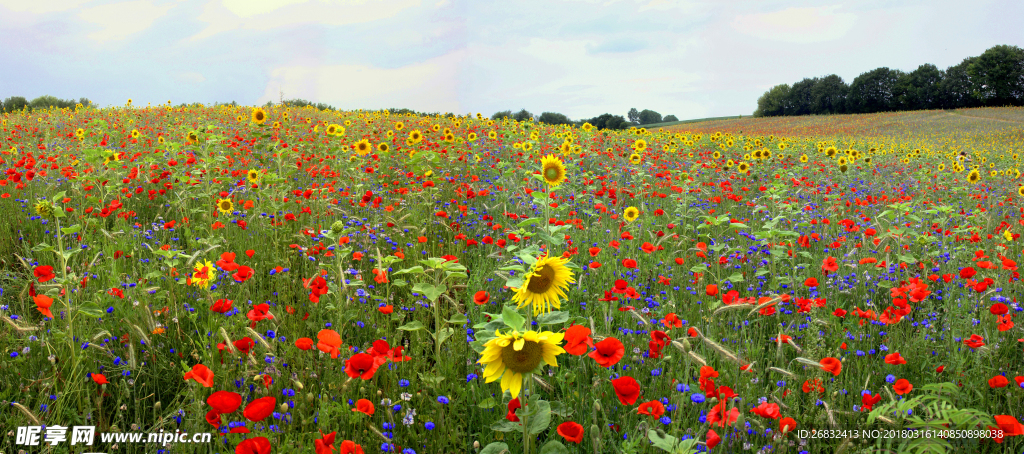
755,44,1024,117
1,95,93,113
489,108,678,130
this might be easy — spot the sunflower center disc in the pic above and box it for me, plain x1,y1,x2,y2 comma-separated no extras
545,167,559,180
526,265,556,294
500,340,543,373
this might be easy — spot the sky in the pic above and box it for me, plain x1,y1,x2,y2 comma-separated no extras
1,0,1021,120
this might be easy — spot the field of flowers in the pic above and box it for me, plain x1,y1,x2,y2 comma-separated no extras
1,103,1023,454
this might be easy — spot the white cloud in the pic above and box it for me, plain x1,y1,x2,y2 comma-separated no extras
260,50,466,112
79,0,175,42
0,0,93,14
175,71,207,84
731,5,857,44
189,0,421,42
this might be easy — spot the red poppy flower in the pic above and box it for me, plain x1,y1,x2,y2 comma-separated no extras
563,324,594,356
506,398,521,422
706,284,718,296
34,294,54,318
246,303,274,326
210,299,233,314
989,375,1010,388
234,337,256,355
378,305,394,314
589,247,601,256
637,400,666,418
208,390,242,414
964,334,985,349
183,364,214,387
474,291,490,305
861,393,882,411
884,352,907,365
245,249,255,258
314,431,337,454
804,277,819,287
243,396,276,422
779,417,797,433
309,276,329,303
960,267,976,279
317,329,343,358
663,313,682,328
233,266,254,283
622,258,637,268
557,421,584,443
345,353,379,380
589,337,625,368
235,436,271,454
707,401,739,428
34,265,55,283
750,402,781,419
91,373,108,385
802,378,824,393
821,256,838,275
893,379,913,395
991,303,1009,316
339,440,365,454
295,338,314,351
206,409,222,427
706,429,721,449
819,357,842,376
353,398,375,416
611,376,641,405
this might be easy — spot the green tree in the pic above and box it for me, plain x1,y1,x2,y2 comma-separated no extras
537,112,572,125
2,96,29,113
491,110,512,120
754,84,790,117
585,113,630,130
900,63,943,110
810,74,848,114
637,109,662,124
512,109,534,122
939,57,982,109
848,68,903,113
786,78,819,115
627,107,640,124
969,44,1024,106
662,114,678,122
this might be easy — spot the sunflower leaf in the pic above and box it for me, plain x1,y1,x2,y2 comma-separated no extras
397,321,426,332
536,311,569,326
539,440,569,454
502,306,526,332
523,399,552,435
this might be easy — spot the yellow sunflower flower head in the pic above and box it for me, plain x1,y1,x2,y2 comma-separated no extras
512,254,576,316
478,329,565,399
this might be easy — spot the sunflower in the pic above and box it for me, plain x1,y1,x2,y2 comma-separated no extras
633,139,647,151
190,260,215,289
623,206,639,223
712,151,721,159
479,330,565,399
409,130,423,143
825,147,837,158
629,153,642,165
512,254,576,316
581,122,593,132
468,132,478,142
251,108,267,125
378,143,389,153
326,124,338,135
523,142,533,152
395,121,404,131
353,139,373,156
444,133,455,142
488,131,498,140
216,198,233,214
34,200,53,218
188,131,199,142
75,128,85,138
247,169,260,183
737,162,750,173
157,136,165,145
800,154,809,163
559,142,572,155
540,155,566,187
967,169,981,183
938,163,946,172
1018,186,1024,197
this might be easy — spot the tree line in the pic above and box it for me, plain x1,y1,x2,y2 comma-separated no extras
489,107,677,130
1,95,94,113
754,44,1024,117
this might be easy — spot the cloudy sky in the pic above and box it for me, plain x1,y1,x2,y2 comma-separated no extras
1,0,1021,120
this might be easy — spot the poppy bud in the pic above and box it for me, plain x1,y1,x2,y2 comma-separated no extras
294,380,304,391
307,393,315,404
590,424,602,450
154,402,161,412
473,441,480,450
279,403,288,413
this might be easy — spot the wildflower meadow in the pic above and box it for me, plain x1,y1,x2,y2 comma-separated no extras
2,103,1024,454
